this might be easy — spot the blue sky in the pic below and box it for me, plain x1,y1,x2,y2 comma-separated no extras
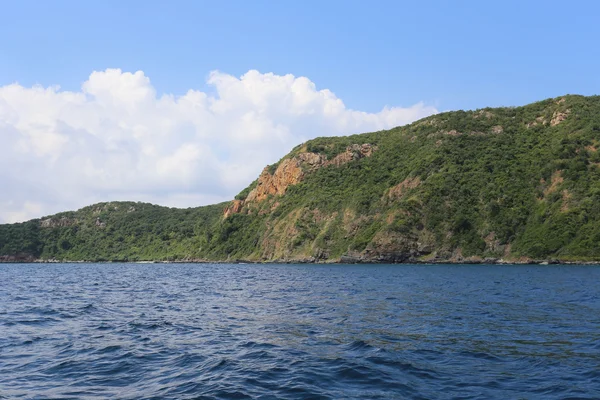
1,0,599,222
2,0,599,112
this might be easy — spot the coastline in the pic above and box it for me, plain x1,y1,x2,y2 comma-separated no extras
1,255,599,265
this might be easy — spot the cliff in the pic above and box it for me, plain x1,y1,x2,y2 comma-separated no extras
2,95,600,263
224,144,376,217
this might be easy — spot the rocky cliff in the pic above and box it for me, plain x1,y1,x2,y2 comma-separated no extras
3,95,600,263
224,144,376,217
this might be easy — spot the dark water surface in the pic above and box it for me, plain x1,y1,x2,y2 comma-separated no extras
1,263,599,399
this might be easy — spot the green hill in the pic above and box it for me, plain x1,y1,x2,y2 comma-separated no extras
3,95,600,263
0,202,225,262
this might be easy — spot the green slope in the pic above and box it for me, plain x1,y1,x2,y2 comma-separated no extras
0,202,225,262
3,95,600,263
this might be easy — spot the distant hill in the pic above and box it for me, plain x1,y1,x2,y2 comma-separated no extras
3,95,600,263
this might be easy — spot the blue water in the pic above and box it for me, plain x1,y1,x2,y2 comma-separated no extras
1,263,599,399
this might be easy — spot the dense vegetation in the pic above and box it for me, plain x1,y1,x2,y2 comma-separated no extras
0,202,224,262
3,95,600,262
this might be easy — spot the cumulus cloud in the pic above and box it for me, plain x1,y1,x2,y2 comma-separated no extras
0,69,437,223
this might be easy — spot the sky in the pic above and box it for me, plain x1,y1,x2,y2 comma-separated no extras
1,0,599,223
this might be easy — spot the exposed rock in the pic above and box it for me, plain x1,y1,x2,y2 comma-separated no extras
40,217,77,228
327,144,377,167
254,144,376,200
484,231,503,254
313,248,329,260
365,230,424,262
473,110,494,119
246,152,326,203
340,254,362,264
224,144,377,217
551,109,570,126
526,116,547,128
0,254,37,262
491,125,504,134
463,256,484,264
223,199,244,218
387,177,421,201
92,203,120,215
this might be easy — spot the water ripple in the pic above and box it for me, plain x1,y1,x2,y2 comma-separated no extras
1,263,599,399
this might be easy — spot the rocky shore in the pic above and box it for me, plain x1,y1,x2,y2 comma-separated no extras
2,254,599,265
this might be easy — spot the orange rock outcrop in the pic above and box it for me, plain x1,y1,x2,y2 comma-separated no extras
223,144,377,217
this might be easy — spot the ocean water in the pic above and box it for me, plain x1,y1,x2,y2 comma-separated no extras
0,263,599,399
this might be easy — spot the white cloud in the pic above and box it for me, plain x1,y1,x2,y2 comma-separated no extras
0,69,438,223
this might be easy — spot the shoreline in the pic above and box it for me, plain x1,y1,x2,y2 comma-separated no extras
1,257,600,265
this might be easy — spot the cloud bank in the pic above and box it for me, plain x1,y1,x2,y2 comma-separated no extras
0,69,438,223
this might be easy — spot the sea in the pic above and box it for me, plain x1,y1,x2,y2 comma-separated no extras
1,263,599,399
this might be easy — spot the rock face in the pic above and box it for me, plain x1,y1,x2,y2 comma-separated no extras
328,144,376,166
40,217,77,228
247,152,326,203
491,125,504,134
551,110,570,126
223,200,244,218
224,144,377,217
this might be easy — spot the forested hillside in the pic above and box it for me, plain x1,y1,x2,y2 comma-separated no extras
3,95,600,263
